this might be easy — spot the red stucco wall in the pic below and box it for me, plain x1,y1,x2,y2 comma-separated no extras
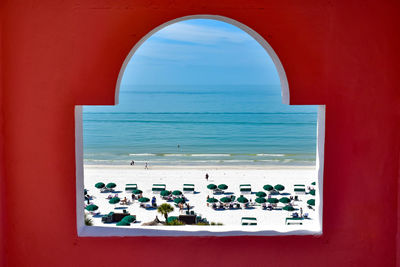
1,1,400,266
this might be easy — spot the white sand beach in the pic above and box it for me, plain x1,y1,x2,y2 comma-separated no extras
84,165,320,233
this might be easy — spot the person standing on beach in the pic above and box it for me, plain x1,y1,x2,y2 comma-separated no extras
205,173,209,181
145,162,148,169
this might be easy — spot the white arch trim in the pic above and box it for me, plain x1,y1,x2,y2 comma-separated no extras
75,14,325,236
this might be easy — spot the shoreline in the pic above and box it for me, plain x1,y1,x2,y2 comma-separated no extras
84,164,316,170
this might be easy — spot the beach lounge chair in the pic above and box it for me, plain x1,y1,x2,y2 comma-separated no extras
294,184,306,194
152,184,166,193
101,212,131,223
285,217,303,225
239,184,252,194
183,184,195,193
241,217,257,225
125,183,137,191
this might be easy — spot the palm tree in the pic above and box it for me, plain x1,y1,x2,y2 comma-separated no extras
157,203,174,221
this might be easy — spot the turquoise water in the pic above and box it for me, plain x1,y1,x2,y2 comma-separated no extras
83,85,318,166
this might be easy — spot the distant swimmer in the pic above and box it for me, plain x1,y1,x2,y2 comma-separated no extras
130,160,135,166
177,144,180,149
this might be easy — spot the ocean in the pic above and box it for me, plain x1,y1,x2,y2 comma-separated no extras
83,85,318,166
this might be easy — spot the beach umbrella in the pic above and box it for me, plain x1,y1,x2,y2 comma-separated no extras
310,189,316,196
255,197,267,203
279,197,291,204
263,184,273,191
106,183,116,189
138,197,150,203
160,190,171,197
174,198,184,204
207,197,218,203
307,199,315,206
132,189,142,195
121,215,135,223
311,182,316,185
172,190,182,196
109,197,120,204
95,182,105,189
85,204,98,211
237,196,249,203
274,184,285,191
256,191,267,197
116,220,130,226
207,184,217,190
220,197,231,203
218,184,228,190
267,198,279,204
283,205,295,211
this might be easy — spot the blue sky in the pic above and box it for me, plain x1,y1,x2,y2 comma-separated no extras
121,19,280,86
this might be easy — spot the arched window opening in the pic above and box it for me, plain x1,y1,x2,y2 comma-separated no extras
75,16,325,236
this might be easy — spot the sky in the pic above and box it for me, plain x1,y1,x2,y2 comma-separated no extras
121,19,281,87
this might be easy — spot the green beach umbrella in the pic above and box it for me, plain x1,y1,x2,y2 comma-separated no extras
274,184,285,191
132,189,142,195
121,215,136,223
283,205,295,211
237,196,249,203
138,197,150,203
279,197,291,204
172,190,182,196
207,197,218,203
95,182,105,189
307,199,315,206
218,184,228,190
310,189,316,196
85,204,98,211
256,191,267,197
106,182,116,189
174,198,184,204
220,197,231,203
267,198,279,204
109,197,120,204
311,182,316,186
263,184,273,191
255,197,267,203
207,184,217,190
116,220,130,226
160,190,171,197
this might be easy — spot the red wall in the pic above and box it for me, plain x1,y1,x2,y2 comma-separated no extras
1,1,400,266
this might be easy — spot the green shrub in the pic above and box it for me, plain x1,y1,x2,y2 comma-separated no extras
196,222,210,225
166,219,185,225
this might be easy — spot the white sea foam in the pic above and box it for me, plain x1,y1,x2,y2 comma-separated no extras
256,154,285,157
129,153,157,156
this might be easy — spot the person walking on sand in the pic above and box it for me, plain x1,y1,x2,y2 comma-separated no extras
145,162,148,170
205,173,209,181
